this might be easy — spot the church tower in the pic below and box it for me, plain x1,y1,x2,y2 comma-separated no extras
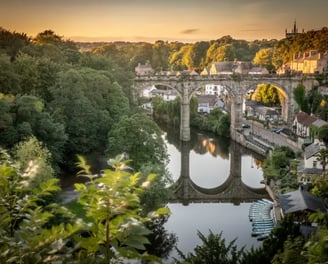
285,20,302,38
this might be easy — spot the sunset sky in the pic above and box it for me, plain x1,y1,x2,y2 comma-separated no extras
1,0,327,43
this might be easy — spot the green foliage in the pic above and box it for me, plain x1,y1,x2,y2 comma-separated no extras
252,84,281,106
315,149,328,171
293,84,310,113
138,162,174,214
152,40,169,71
13,136,55,188
318,124,328,147
304,227,328,264
74,154,169,262
272,236,307,264
192,108,231,138
107,113,168,170
273,28,328,66
0,53,20,94
176,230,244,264
0,149,80,263
263,146,295,182
253,48,274,72
0,94,67,165
0,27,30,61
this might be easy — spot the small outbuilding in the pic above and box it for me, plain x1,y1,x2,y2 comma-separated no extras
279,188,327,220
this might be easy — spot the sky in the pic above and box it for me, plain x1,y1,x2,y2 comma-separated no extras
1,0,327,43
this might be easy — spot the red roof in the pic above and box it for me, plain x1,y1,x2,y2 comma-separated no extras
295,111,318,126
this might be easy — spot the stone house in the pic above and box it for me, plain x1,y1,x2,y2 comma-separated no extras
142,85,157,98
254,106,279,121
249,67,270,75
135,61,154,75
243,100,258,117
197,95,224,113
304,141,326,171
289,50,328,74
209,62,234,75
204,84,227,96
150,88,178,101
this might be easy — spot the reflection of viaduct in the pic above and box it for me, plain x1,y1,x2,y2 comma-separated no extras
170,141,269,205
134,74,317,142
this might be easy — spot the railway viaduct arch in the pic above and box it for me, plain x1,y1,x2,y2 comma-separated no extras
134,74,317,142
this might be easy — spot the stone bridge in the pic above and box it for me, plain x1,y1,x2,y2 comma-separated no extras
169,141,268,205
134,74,318,142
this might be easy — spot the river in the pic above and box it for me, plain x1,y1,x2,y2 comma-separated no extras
59,123,269,261
159,124,268,260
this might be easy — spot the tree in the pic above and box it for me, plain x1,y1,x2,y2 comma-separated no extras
318,124,328,147
315,148,328,171
215,44,236,61
183,41,209,69
176,230,244,264
293,84,309,113
169,45,190,71
272,236,306,264
107,113,168,170
0,27,30,61
13,52,40,95
0,54,20,94
253,84,281,106
304,227,328,264
253,48,274,72
152,40,169,71
13,136,55,188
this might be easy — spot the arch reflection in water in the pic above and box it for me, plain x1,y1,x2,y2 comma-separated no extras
170,140,268,206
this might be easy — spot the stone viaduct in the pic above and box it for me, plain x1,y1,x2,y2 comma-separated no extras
134,74,318,143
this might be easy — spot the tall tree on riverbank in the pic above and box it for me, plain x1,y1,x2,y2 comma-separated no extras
107,113,168,170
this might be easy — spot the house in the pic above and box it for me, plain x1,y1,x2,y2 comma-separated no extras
176,70,199,76
150,89,178,101
135,61,154,75
200,67,210,76
289,50,328,74
208,61,268,75
318,86,328,96
233,62,253,74
249,67,270,75
304,141,325,171
197,95,224,113
142,85,157,98
243,100,259,117
297,139,327,183
293,112,318,138
278,188,327,219
209,62,234,75
204,84,227,96
253,106,279,121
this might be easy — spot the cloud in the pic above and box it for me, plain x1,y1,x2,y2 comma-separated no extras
180,28,199,35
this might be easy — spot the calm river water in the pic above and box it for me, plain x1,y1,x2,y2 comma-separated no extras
160,124,267,260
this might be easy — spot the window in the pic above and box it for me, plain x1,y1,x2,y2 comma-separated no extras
313,160,317,168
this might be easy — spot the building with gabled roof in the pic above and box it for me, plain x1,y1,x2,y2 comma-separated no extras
293,111,318,138
197,95,224,113
279,188,326,217
135,61,154,75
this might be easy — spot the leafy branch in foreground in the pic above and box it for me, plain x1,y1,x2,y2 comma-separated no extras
0,149,81,263
74,154,170,263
